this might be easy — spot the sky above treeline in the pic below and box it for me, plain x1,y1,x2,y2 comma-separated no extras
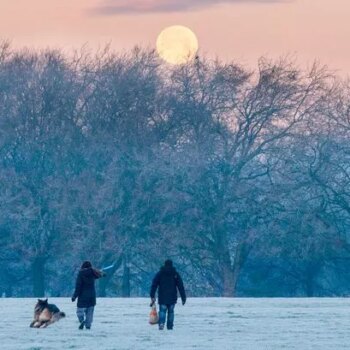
1,0,349,75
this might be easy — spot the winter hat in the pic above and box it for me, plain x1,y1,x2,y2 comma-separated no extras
81,261,92,269
164,259,173,267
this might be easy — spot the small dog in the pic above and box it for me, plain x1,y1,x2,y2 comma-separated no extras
30,299,66,328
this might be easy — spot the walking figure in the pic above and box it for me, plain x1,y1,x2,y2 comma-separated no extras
71,261,105,330
150,259,186,330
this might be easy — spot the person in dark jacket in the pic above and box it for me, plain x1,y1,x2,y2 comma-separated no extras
150,259,186,330
71,261,105,330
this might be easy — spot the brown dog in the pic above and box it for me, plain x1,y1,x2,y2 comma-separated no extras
30,299,66,328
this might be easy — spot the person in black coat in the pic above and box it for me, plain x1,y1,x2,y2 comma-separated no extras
150,259,186,330
72,261,105,330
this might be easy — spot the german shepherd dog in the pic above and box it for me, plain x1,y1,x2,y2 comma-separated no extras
30,299,66,328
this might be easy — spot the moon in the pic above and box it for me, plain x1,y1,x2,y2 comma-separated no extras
156,25,199,65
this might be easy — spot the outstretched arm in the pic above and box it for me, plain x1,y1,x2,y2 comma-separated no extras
93,268,106,279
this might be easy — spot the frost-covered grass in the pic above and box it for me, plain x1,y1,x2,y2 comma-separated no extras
1,298,350,349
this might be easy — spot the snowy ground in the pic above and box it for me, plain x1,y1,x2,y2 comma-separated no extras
1,298,350,350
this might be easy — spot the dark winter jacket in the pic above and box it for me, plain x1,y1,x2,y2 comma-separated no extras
150,266,186,305
72,267,103,308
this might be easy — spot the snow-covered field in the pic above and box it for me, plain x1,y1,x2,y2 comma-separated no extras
1,298,350,349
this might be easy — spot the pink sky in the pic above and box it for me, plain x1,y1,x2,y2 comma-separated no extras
0,0,349,75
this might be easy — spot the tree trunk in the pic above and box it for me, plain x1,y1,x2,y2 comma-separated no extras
98,258,122,297
122,260,131,297
217,236,237,297
99,275,110,298
5,284,13,297
305,278,314,297
231,242,250,297
32,257,46,297
304,262,321,297
222,261,235,297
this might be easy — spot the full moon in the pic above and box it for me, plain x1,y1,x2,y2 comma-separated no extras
156,25,199,65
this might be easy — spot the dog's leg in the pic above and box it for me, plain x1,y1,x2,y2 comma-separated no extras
44,314,60,328
43,320,54,327
29,320,36,328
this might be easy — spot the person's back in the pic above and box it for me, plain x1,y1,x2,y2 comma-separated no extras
75,267,100,307
150,259,186,330
72,261,104,330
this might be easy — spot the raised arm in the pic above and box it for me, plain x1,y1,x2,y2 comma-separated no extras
93,268,106,279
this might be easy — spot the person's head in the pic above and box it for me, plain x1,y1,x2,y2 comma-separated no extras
164,259,173,268
81,261,92,269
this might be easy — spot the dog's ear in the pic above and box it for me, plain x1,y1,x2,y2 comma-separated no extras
44,298,48,303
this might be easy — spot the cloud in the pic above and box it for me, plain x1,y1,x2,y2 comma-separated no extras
93,0,288,15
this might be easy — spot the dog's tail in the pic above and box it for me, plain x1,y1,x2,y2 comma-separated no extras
53,311,66,321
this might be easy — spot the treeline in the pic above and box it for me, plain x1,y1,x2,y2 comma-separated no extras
1,41,350,297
